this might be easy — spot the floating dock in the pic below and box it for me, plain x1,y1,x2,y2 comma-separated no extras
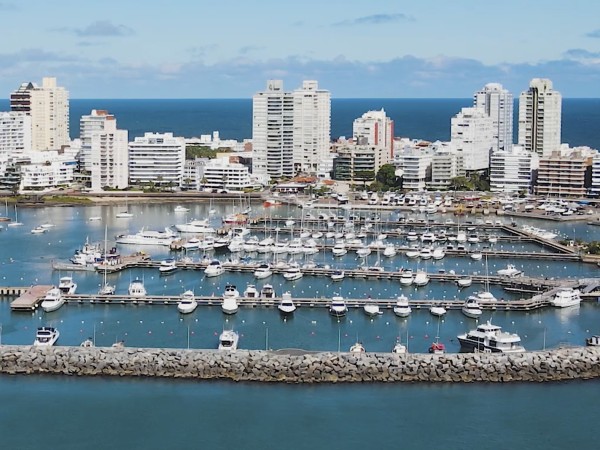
9,285,53,311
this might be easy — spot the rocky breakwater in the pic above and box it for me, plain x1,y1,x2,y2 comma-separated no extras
1,345,600,383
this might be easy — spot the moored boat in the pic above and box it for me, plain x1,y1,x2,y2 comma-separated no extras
550,288,581,308
393,295,412,317
461,298,483,319
41,287,65,312
457,320,525,353
329,295,348,317
177,290,198,314
277,291,296,314
33,327,60,346
218,329,239,350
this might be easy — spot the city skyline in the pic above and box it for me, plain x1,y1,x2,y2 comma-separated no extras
1,1,600,98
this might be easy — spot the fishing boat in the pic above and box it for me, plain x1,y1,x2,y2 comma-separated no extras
393,295,412,317
33,327,60,346
329,295,348,317
428,341,446,354
461,298,483,319
177,290,198,314
349,342,366,353
58,276,77,294
277,291,296,314
218,330,239,351
457,320,525,353
204,259,225,277
41,287,65,312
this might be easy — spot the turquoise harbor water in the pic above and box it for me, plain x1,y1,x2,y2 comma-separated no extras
1,204,600,448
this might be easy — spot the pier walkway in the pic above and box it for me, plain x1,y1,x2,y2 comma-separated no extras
9,285,53,311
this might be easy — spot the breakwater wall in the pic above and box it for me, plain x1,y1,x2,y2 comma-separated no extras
1,346,600,383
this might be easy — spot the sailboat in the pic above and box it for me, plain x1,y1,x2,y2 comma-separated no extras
7,205,23,227
428,316,445,354
98,224,116,295
0,198,9,222
116,195,133,218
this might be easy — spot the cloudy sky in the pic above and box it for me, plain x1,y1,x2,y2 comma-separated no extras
1,0,600,98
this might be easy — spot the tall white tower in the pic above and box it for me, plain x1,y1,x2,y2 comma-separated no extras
518,78,562,157
451,107,495,171
353,109,394,160
292,80,331,174
10,77,69,151
474,83,513,152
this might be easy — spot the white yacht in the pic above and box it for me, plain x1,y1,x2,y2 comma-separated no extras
393,295,411,317
550,288,582,308
31,226,48,234
461,298,483,319
405,248,420,259
419,247,433,260
158,258,178,274
432,247,446,260
218,330,239,351
363,299,381,317
260,284,276,299
41,287,65,312
329,295,348,317
223,284,240,300
356,245,372,258
257,237,275,253
497,264,523,277
174,205,190,213
278,291,296,314
392,339,407,354
242,236,260,253
350,342,366,353
406,231,419,241
58,276,77,295
33,327,60,346
456,276,473,288
253,263,273,279
182,238,200,251
332,241,348,257
283,263,303,281
330,269,345,282
413,271,429,287
177,290,198,314
243,284,259,298
399,270,414,286
429,305,447,317
174,219,215,234
468,291,497,303
470,252,483,261
204,259,225,277
383,244,397,258
116,228,177,246
457,321,525,353
287,239,305,255
221,287,239,314
128,279,147,297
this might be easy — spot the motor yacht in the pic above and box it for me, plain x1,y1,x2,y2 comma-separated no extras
487,235,498,244
331,241,348,257
204,259,225,277
457,321,525,353
413,271,429,287
117,228,178,246
405,248,420,259
158,258,178,274
468,291,497,303
421,232,436,243
456,276,473,288
470,252,483,261
277,291,296,314
33,327,60,346
218,329,239,351
461,298,483,319
174,205,190,213
221,296,239,315
399,270,414,286
330,269,345,282
406,231,419,242
392,340,407,354
271,240,289,254
242,236,260,252
356,245,372,258
174,219,215,234
182,238,200,251
41,287,65,312
329,295,348,317
363,299,381,317
550,288,582,308
393,295,412,317
223,284,240,300
287,239,305,255
349,342,366,353
432,247,446,260
283,263,303,281
128,279,147,297
260,284,276,299
467,233,480,244
429,305,447,317
419,247,433,260
383,244,397,258
256,237,274,253
177,290,198,314
243,284,259,298
31,226,48,234
58,276,77,295
254,263,273,279
497,264,522,277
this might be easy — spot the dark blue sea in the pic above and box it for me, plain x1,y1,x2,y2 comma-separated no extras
1,98,600,449
1,98,599,149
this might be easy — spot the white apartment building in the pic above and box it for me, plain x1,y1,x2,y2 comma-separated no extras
394,141,434,191
353,109,394,158
429,142,465,190
332,143,390,181
202,157,253,190
18,151,76,191
474,83,513,152
79,110,117,173
252,80,294,179
489,145,537,193
90,118,129,192
590,155,600,197
0,112,32,176
129,132,185,188
451,107,495,171
293,81,331,174
10,77,69,151
518,78,562,157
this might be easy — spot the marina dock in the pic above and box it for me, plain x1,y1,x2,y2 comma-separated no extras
9,285,53,311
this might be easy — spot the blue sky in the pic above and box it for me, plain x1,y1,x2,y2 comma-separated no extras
1,0,600,98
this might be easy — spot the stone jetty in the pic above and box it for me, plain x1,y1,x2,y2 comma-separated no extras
1,345,600,383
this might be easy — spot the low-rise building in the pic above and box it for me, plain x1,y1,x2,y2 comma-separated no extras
18,151,77,191
202,157,253,190
331,143,389,181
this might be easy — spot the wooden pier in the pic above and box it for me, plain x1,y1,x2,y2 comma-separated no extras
9,285,53,311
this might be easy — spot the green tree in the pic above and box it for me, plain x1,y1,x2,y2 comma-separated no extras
354,170,375,188
376,164,400,188
449,176,473,191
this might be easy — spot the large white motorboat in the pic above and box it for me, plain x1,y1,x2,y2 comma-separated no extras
429,305,447,317
260,284,276,299
41,287,65,312
33,327,60,346
204,259,225,277
158,258,178,274
457,321,526,353
456,276,473,288
174,219,215,234
497,264,522,277
399,270,414,286
283,263,303,281
461,298,483,319
221,296,239,315
329,295,348,317
218,329,239,351
550,288,582,308
256,237,274,253
58,276,77,295
278,291,296,314
71,239,102,266
177,290,198,314
243,284,259,298
128,279,147,297
254,263,273,280
363,299,381,317
223,284,240,300
331,241,348,257
419,247,433,260
356,245,372,258
468,291,497,303
116,227,177,246
393,295,412,317
413,270,429,287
